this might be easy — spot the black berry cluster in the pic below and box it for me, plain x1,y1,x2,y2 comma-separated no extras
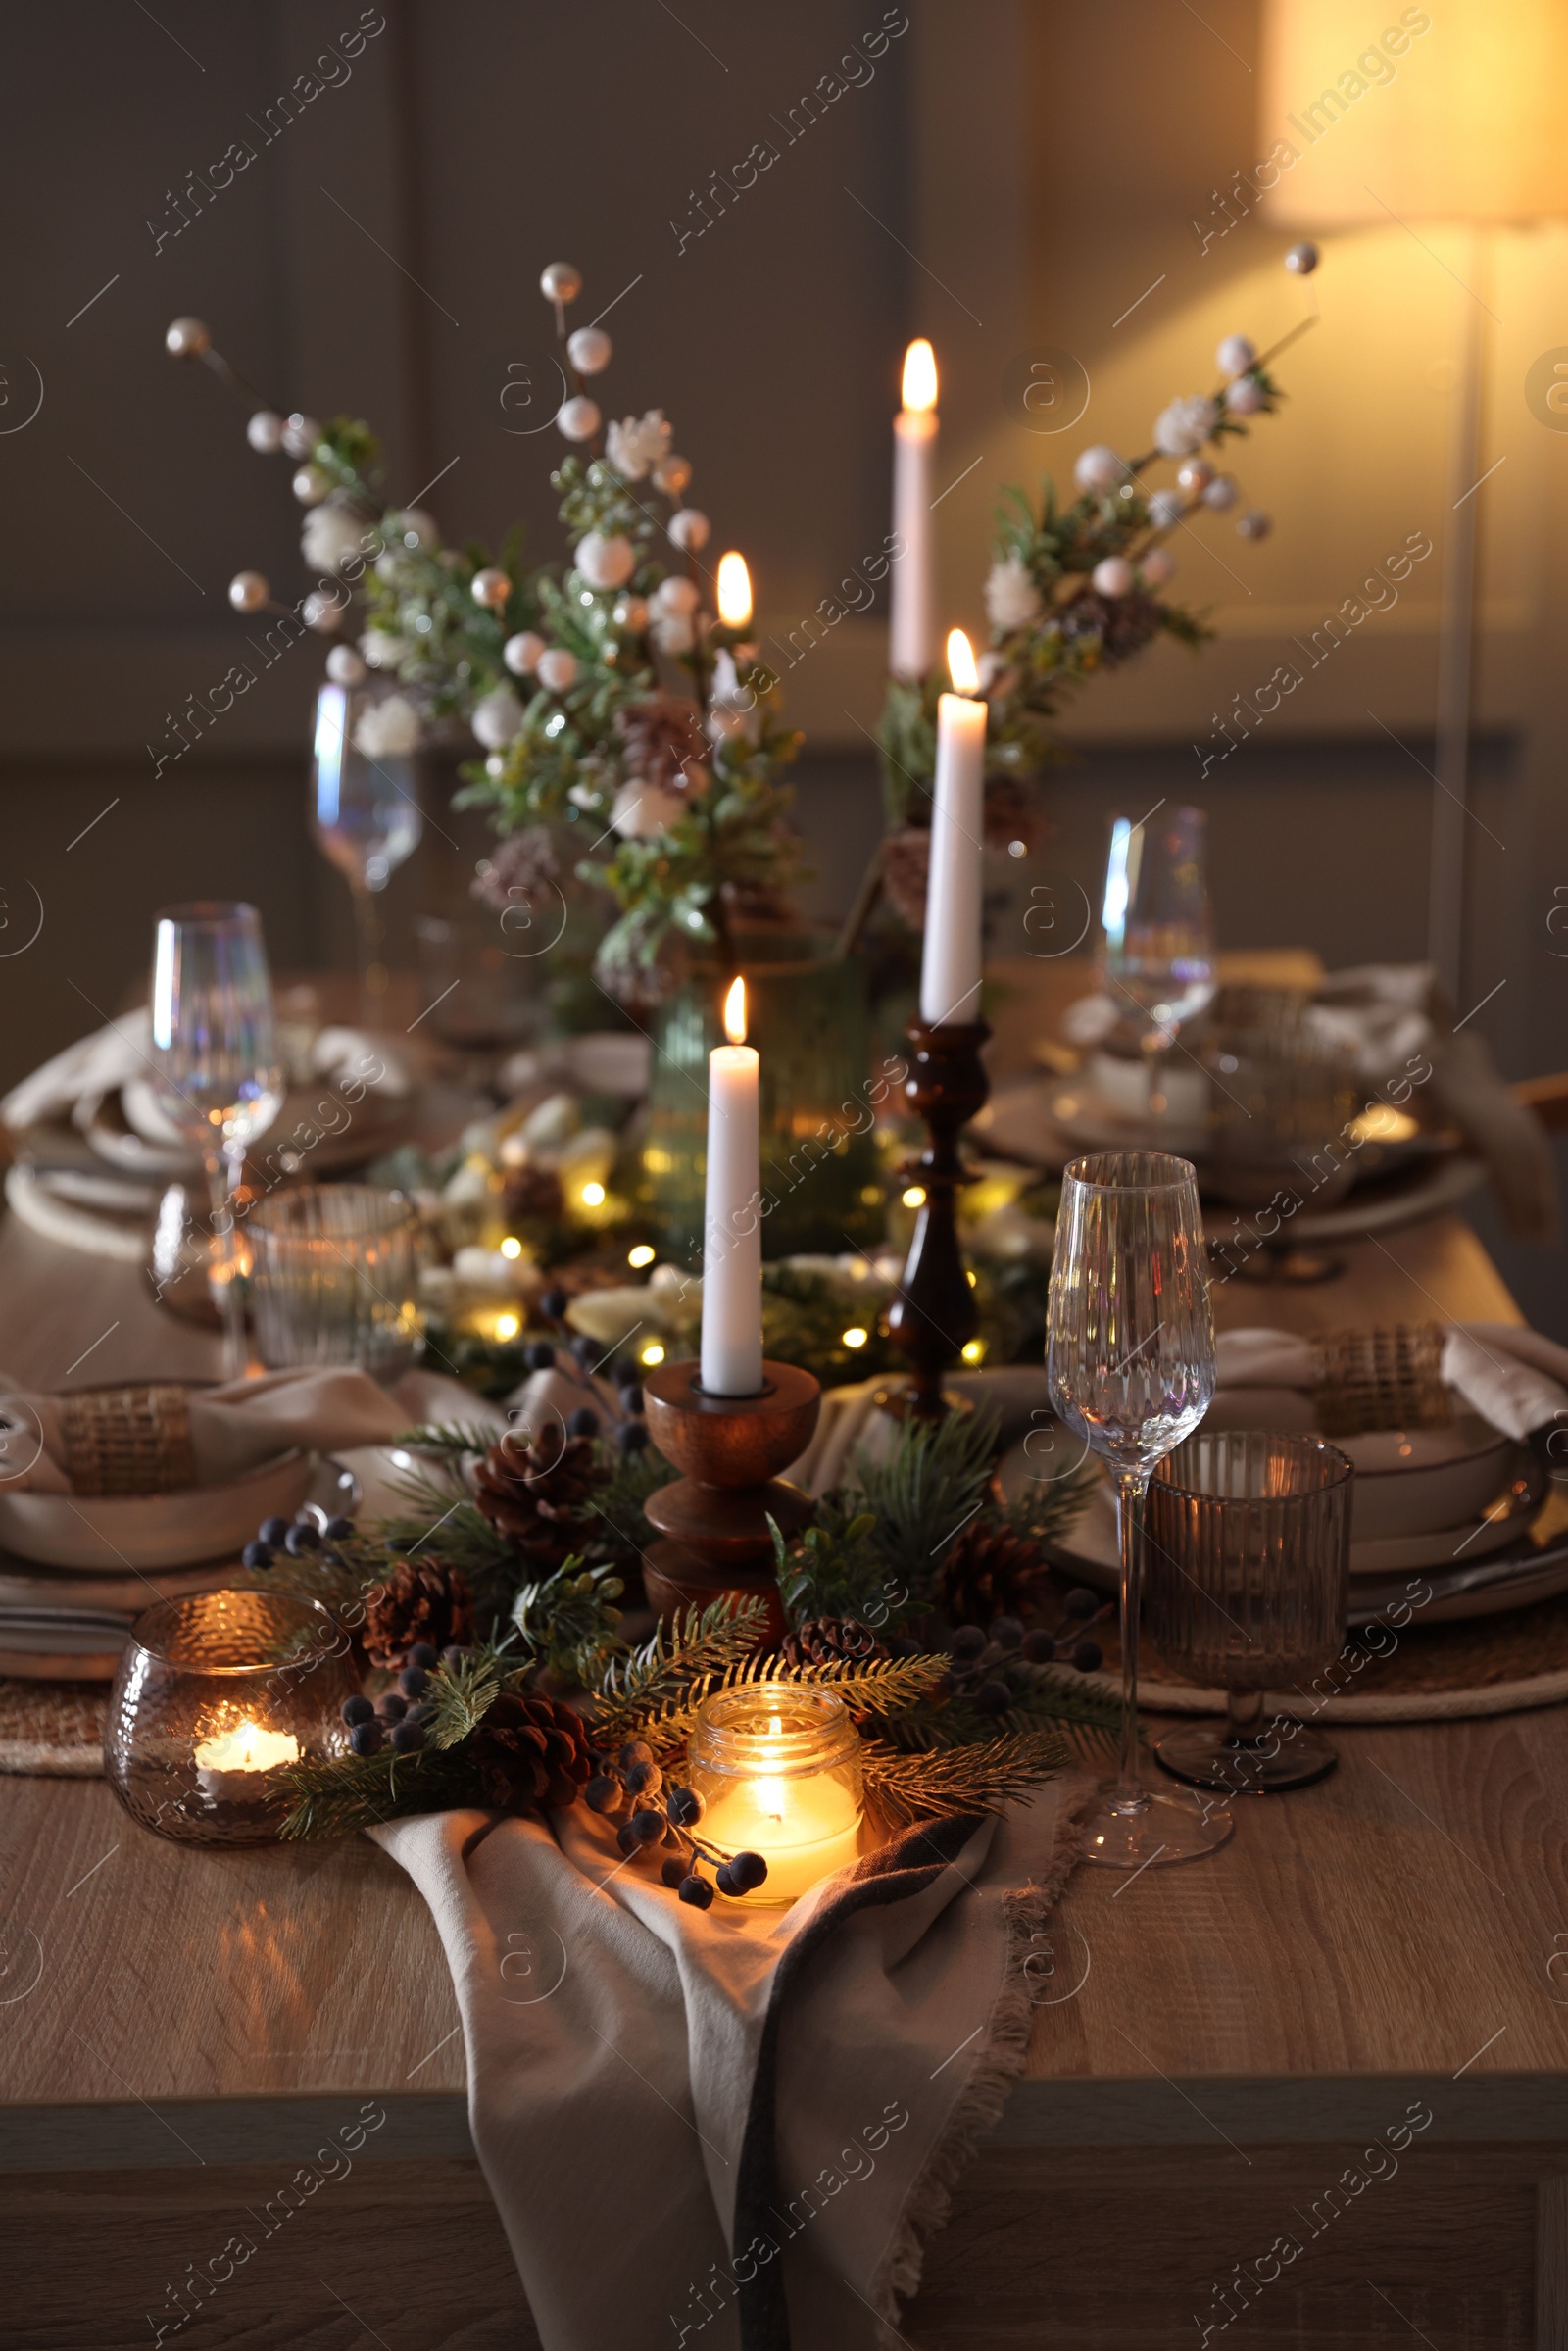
522,1303,649,1455
582,1737,766,1904
243,1508,355,1574
340,1640,466,1758
944,1590,1107,1714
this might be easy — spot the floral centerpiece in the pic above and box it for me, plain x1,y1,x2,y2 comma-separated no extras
169,263,804,1000
867,293,1315,935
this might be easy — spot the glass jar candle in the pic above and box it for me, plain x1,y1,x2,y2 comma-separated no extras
688,1682,863,1906
104,1588,357,1845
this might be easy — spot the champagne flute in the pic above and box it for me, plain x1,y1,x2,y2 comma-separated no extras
310,680,423,1025
1099,806,1215,1121
149,904,283,1380
1046,1150,1231,1867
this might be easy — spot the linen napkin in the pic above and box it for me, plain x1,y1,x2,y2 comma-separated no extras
0,1008,411,1138
1213,1323,1568,1444
0,1365,498,1494
374,1780,1084,2351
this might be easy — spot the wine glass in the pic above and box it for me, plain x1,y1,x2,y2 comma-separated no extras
310,680,423,1025
1099,806,1215,1122
1046,1150,1230,1867
149,904,283,1379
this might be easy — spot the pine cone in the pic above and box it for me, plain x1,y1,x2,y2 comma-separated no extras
614,693,709,794
501,1161,565,1226
470,1690,595,1813
362,1558,475,1670
938,1518,1051,1629
780,1615,888,1668
472,1423,598,1565
880,826,930,929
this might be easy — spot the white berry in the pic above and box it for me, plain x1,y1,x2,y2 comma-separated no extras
557,395,601,441
1092,557,1135,597
292,464,330,506
471,567,513,609
472,688,526,749
535,648,579,692
1225,377,1266,416
574,531,636,590
1139,548,1176,588
246,410,284,454
1201,475,1239,512
326,646,367,686
1074,446,1126,494
567,326,612,374
669,509,710,553
1237,510,1272,540
303,590,345,633
281,414,321,461
504,630,546,676
1215,334,1256,378
653,574,701,616
227,570,270,612
540,262,582,304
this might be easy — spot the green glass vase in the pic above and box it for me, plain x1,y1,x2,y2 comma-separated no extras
642,937,886,1261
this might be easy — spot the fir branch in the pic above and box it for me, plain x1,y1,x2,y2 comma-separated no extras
590,1595,770,1747
617,1651,950,1762
278,1742,479,1841
511,1555,625,1686
848,1408,1002,1600
392,1421,504,1464
857,1729,1066,1826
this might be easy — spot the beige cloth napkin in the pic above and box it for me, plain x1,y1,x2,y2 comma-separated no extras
1213,1323,1568,1444
0,1366,492,1494
0,1009,411,1138
374,1781,1086,2351
1307,963,1556,1243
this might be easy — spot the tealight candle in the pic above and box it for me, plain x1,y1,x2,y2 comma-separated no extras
891,339,938,679
688,1683,863,1906
918,627,988,1026
194,1714,301,1803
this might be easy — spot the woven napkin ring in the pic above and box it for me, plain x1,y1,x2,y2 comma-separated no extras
1311,1322,1451,1438
61,1384,197,1495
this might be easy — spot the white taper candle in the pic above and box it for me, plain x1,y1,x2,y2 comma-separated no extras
890,339,938,680
700,976,763,1396
918,629,987,1027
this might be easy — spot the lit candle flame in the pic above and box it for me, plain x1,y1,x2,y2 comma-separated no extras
946,628,979,695
715,550,753,628
723,974,748,1045
902,338,938,414
193,1716,300,1773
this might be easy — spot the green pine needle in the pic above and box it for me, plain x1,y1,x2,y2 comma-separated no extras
857,1728,1067,1826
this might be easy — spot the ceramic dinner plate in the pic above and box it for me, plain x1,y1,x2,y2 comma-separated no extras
0,1448,314,1571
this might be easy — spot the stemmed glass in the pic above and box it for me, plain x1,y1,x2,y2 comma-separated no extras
1046,1151,1231,1867
1099,806,1215,1121
310,680,423,1025
149,904,283,1380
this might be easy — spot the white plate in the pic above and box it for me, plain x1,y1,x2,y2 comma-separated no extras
1341,1414,1515,1539
0,1449,314,1570
1012,1448,1546,1587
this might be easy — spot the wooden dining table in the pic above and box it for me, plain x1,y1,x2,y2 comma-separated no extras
0,1202,1561,2350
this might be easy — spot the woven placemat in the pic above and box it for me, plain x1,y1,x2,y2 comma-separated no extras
1067,1573,1568,1723
0,1677,107,1775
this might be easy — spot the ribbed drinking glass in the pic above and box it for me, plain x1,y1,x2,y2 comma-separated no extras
1145,1429,1352,1794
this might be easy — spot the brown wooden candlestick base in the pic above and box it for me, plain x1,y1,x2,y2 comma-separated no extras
640,1358,821,1635
886,1016,992,1421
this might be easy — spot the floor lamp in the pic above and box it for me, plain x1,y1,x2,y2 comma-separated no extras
1259,1,1568,1006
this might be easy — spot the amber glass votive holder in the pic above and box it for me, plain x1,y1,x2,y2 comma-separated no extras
1145,1430,1352,1795
104,1588,356,1845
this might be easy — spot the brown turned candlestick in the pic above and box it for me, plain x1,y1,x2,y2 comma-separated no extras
639,1359,821,1634
886,1016,991,1421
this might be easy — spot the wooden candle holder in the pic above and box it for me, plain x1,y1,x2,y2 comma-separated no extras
640,1359,821,1634
886,1016,992,1420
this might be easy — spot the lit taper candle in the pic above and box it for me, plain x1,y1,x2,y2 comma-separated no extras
890,339,938,679
918,628,987,1026
701,976,763,1396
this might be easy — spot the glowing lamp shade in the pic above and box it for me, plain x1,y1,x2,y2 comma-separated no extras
946,628,979,695
1259,0,1568,224
901,337,938,414
722,975,748,1044
715,551,753,628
